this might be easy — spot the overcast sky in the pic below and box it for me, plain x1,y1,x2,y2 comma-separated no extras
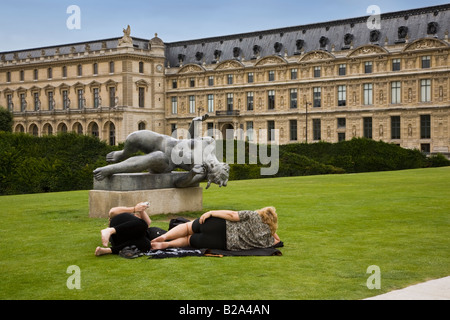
0,0,449,52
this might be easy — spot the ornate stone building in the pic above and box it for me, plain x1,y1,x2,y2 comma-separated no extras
1,5,449,155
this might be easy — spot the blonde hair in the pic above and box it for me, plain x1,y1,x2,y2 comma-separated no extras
256,206,278,235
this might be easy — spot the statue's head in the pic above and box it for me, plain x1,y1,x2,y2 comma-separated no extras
204,160,230,189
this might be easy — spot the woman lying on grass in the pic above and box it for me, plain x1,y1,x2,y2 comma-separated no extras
151,207,281,251
95,202,152,256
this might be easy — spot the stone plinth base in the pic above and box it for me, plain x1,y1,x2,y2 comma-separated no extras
89,187,203,218
89,172,202,218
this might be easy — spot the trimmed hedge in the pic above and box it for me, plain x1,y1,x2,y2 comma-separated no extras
0,132,118,195
1,133,449,195
223,138,449,180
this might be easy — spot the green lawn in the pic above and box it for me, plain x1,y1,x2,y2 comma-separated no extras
0,167,449,300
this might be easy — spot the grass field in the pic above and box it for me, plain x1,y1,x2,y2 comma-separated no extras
0,167,449,300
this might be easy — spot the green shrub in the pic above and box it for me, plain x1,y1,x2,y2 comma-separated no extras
0,132,118,195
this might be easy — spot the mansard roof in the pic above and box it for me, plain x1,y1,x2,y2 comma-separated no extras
165,4,450,67
0,4,449,66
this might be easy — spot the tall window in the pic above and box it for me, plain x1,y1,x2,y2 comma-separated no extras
290,89,298,109
208,76,214,86
314,66,321,78
189,95,196,113
77,64,82,76
171,97,177,114
268,90,275,109
291,69,298,80
391,81,401,104
139,62,144,73
247,72,254,83
93,88,99,108
172,80,177,89
420,79,431,102
364,61,373,74
109,87,116,107
391,116,401,139
338,85,346,106
227,74,233,85
138,87,145,108
47,67,52,79
267,120,275,141
338,64,346,76
78,89,84,109
62,90,69,109
93,63,98,75
7,94,13,111
363,117,373,139
313,119,321,141
313,87,321,108
227,93,233,111
392,59,401,71
246,121,254,141
62,66,67,78
420,115,431,139
109,123,116,146
20,70,24,81
364,84,373,105
268,70,275,81
33,92,40,111
6,71,11,82
207,94,214,112
20,93,26,111
290,120,298,141
48,91,54,110
247,92,254,111
34,69,38,80
109,61,115,73
190,78,195,87
421,56,431,69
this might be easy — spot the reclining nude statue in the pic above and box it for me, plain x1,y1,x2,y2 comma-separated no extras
93,115,230,189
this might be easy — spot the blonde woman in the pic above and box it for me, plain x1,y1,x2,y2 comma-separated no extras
151,207,280,251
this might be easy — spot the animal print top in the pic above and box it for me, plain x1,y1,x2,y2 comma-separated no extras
225,210,274,251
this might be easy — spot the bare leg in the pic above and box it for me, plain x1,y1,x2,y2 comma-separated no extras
151,236,190,250
151,221,194,243
101,227,116,247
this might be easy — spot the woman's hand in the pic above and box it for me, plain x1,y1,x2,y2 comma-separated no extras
135,202,149,213
199,211,212,224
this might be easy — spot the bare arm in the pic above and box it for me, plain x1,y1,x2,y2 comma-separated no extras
199,210,240,224
108,203,151,226
273,233,281,245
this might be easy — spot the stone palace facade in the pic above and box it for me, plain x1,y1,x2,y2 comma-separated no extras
0,4,449,154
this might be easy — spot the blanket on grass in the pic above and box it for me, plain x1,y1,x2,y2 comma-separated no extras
144,242,284,259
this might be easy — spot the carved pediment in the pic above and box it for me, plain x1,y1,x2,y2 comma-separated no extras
178,63,205,74
214,60,244,71
403,38,449,52
299,50,335,62
254,55,287,66
347,45,388,58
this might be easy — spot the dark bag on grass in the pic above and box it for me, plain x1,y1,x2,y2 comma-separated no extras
169,217,190,230
146,227,167,241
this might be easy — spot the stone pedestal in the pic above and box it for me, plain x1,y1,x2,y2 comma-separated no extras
89,172,203,218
